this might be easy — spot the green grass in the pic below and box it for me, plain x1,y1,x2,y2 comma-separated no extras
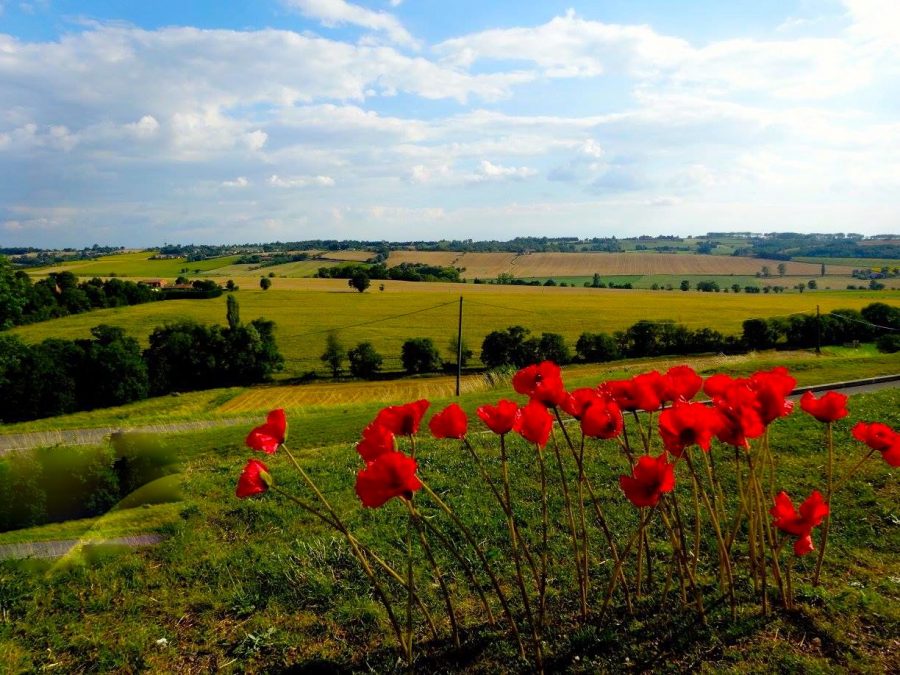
0,386,897,672
793,256,900,269
1,346,896,435
26,251,242,278
8,282,898,379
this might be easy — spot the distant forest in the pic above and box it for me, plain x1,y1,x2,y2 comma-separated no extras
4,232,898,268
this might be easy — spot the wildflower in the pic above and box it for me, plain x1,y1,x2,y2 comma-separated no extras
662,365,703,402
476,399,519,435
799,391,849,423
429,403,468,439
514,400,553,448
619,453,675,508
356,422,396,463
770,490,829,556
512,361,567,407
236,458,272,498
658,401,721,456
355,451,422,508
245,409,287,454
375,400,430,436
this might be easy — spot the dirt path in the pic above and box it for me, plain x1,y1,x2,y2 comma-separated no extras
0,416,256,454
0,534,165,560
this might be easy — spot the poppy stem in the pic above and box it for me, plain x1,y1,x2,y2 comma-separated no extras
812,422,834,587
268,483,408,658
419,514,495,627
406,506,415,670
685,452,737,621
536,444,549,634
578,433,590,616
659,505,706,621
497,434,541,663
831,448,876,494
599,507,658,622
550,429,586,619
418,479,531,666
405,501,460,648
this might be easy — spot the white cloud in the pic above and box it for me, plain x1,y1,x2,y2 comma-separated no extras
221,176,249,188
471,159,538,182
283,0,417,47
268,174,336,188
125,115,160,138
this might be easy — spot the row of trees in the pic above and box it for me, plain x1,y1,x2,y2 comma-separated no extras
0,260,161,329
316,302,899,380
316,262,462,283
0,296,283,423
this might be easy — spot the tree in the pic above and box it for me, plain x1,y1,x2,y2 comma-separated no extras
226,294,240,330
742,318,776,350
259,277,272,291
320,332,346,378
349,270,370,293
807,279,817,290
401,338,442,374
480,325,531,368
777,263,787,276
348,341,383,379
225,279,238,291
761,265,771,277
533,333,570,364
175,276,190,285
821,263,826,277
680,280,690,291
448,336,473,368
731,283,741,293
576,332,621,362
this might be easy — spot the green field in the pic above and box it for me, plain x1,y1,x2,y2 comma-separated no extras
793,256,900,269
1,383,897,672
9,281,899,378
28,251,243,278
514,273,899,290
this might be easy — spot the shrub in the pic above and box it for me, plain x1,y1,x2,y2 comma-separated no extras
401,338,442,374
348,342,383,379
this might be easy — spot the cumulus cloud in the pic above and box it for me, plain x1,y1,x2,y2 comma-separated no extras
283,0,417,47
470,159,538,182
268,174,336,188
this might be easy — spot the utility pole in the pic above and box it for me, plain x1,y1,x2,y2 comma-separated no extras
456,295,463,396
815,305,821,355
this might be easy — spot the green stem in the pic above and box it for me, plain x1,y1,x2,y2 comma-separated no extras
550,429,585,619
812,422,834,587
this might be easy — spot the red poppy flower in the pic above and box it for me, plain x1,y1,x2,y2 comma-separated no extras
245,409,287,454
770,490,829,556
560,387,599,419
375,400,430,436
852,421,897,452
703,373,738,399
602,376,661,412
580,396,623,439
619,453,676,508
512,361,567,407
749,367,796,425
712,383,765,448
429,403,468,439
514,400,553,448
236,458,272,499
477,399,519,435
662,365,703,403
356,422,396,463
355,451,422,508
800,391,849,423
882,437,900,467
658,401,721,456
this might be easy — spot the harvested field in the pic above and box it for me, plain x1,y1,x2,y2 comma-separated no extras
386,251,855,278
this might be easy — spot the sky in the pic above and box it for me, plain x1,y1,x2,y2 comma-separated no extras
1,0,899,247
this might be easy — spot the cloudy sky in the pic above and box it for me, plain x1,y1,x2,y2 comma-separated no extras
1,0,898,247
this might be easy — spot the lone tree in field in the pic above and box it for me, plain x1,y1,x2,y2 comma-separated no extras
226,294,240,330
259,277,272,291
401,337,442,374
777,262,787,276
320,332,346,378
348,341,382,379
349,270,370,293
680,280,691,291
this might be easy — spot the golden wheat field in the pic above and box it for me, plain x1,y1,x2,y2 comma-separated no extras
10,278,898,379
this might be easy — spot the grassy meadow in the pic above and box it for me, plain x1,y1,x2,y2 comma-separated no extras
9,279,900,378
0,382,897,672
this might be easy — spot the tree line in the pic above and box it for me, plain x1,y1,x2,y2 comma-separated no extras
0,296,282,423
317,301,900,380
0,257,223,330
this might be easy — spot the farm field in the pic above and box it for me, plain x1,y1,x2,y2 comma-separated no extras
385,250,855,279
31,251,244,277
1,383,898,672
5,279,898,377
9,281,899,379
792,256,900,269
1,344,895,436
516,274,900,290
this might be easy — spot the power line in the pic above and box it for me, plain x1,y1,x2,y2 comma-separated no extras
829,311,900,332
279,300,458,339
465,298,540,314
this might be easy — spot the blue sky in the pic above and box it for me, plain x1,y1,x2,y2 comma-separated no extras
1,0,898,246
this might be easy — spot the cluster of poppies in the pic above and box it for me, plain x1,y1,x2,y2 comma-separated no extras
233,359,897,665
